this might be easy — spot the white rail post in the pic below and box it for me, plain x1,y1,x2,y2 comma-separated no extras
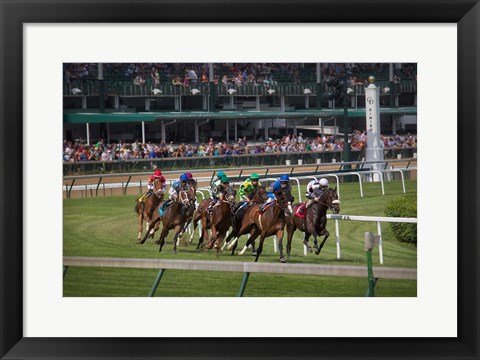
377,221,383,264
335,219,341,259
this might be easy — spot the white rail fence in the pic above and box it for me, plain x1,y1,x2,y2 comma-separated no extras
63,256,417,280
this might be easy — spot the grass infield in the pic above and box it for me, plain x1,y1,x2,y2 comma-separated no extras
63,179,417,297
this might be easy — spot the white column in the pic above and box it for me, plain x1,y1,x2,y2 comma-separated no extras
365,79,384,181
145,99,150,111
86,123,90,145
114,95,119,109
256,96,260,111
319,117,324,136
305,96,309,109
281,95,286,112
142,121,146,144
82,96,87,109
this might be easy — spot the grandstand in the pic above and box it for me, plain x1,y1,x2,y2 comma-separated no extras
63,62,417,145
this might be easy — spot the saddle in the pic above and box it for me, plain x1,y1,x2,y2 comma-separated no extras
138,191,152,203
294,203,306,218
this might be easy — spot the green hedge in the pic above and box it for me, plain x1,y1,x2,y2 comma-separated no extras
384,195,417,245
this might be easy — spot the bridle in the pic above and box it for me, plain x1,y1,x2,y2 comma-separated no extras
312,189,341,213
152,178,164,198
274,190,293,216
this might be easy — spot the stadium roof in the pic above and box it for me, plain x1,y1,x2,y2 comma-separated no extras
63,107,417,124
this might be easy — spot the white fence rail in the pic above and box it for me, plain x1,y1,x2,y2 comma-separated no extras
63,256,417,280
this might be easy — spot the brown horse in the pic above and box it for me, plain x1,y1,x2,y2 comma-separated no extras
239,188,294,263
223,187,269,255
191,185,236,251
178,179,198,238
138,185,196,253
286,187,340,257
134,178,164,241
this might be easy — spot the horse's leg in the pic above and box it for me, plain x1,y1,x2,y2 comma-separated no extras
239,227,260,256
138,216,160,244
222,229,236,252
315,229,330,255
190,210,200,243
286,220,297,259
172,224,181,254
303,232,312,253
137,212,143,242
276,228,286,263
157,225,169,252
207,223,217,250
254,233,267,262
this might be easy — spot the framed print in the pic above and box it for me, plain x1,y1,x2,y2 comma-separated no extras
1,0,479,359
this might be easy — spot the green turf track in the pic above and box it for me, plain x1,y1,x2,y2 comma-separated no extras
63,179,417,297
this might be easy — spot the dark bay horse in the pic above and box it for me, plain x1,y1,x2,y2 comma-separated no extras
223,187,269,255
138,185,196,253
191,186,236,252
134,178,164,241
178,179,198,238
239,188,294,263
286,187,340,257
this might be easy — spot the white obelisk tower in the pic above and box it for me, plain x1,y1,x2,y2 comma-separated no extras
365,76,384,181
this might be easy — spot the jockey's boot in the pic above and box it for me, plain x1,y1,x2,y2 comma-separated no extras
160,200,171,212
258,201,269,214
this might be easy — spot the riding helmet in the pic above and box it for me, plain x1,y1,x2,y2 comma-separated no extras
280,174,289,182
180,174,189,181
220,176,230,183
250,173,260,180
319,178,329,187
185,172,193,179
154,169,162,177
217,171,226,179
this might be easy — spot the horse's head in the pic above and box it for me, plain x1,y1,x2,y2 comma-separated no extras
178,185,196,209
223,186,237,206
274,188,294,216
152,178,164,199
252,186,269,203
325,188,341,214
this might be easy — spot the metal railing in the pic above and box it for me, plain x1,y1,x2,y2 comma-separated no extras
63,80,417,97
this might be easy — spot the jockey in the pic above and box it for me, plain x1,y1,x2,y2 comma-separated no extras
160,174,189,212
238,173,262,203
148,169,166,192
185,172,197,188
258,174,290,213
207,176,230,213
139,169,166,202
209,171,226,197
299,178,329,215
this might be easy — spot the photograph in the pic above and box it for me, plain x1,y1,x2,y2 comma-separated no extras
1,0,478,358
63,62,418,297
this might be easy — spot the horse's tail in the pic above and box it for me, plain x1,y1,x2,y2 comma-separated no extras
134,199,144,214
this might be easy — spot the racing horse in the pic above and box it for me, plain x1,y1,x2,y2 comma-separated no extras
138,185,196,253
177,178,198,238
134,177,164,242
286,187,340,257
239,188,294,263
222,187,269,255
191,186,236,252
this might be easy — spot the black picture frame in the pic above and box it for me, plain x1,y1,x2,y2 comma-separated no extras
1,1,479,359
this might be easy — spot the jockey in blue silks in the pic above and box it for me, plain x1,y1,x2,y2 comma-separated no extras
258,174,291,214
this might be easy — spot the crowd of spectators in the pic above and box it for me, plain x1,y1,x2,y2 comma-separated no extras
63,132,417,163
63,63,417,87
